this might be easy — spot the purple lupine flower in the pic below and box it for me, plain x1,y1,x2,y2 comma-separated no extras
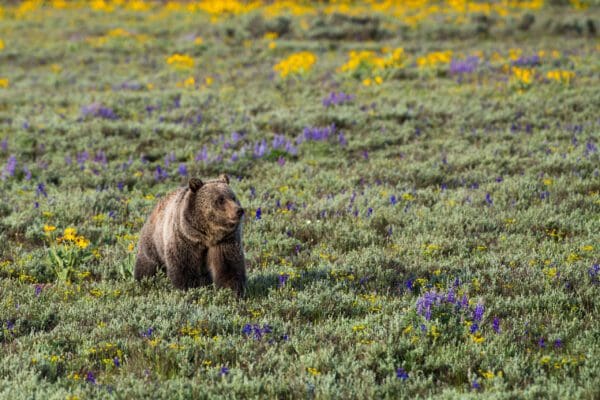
449,56,479,75
446,288,456,304
396,368,409,380
366,207,373,217
554,339,563,348
416,290,443,321
85,371,96,384
390,195,397,205
154,166,168,181
0,138,7,151
273,135,287,149
277,156,285,166
36,183,47,198
23,166,31,180
253,139,267,158
2,154,17,179
278,273,289,288
538,337,546,348
492,317,500,333
485,193,493,205
173,94,181,109
338,132,348,147
473,302,485,322
322,92,354,107
294,244,301,254
178,163,188,176
142,328,154,338
220,366,229,376
470,323,479,334
242,324,252,335
195,146,208,163
472,379,481,390
113,357,120,367
285,141,298,155
255,208,262,220
231,132,242,143
405,279,414,291
94,150,107,166
34,285,42,297
164,152,176,167
512,54,540,67
585,141,597,155
303,124,336,141
460,294,469,309
540,191,550,200
81,103,118,120
6,320,14,331
117,182,124,191
77,151,89,169
589,264,600,284
495,176,503,183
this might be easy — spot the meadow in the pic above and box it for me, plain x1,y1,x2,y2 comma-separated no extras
0,0,599,398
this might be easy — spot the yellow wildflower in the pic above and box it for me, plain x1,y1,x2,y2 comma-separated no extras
546,70,575,84
307,367,321,376
63,227,77,241
43,224,57,233
512,66,534,85
417,50,452,69
0,39,4,51
273,52,317,78
0,78,9,89
166,53,194,70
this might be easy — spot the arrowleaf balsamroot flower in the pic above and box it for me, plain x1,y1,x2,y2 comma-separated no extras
273,52,317,78
166,53,194,70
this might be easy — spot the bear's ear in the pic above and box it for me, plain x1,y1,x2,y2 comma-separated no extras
218,173,229,184
189,178,204,192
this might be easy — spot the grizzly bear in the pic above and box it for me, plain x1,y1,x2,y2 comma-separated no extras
134,174,247,296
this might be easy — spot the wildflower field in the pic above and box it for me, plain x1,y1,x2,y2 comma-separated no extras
1,0,599,398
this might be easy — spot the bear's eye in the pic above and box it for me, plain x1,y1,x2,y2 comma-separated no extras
217,196,225,206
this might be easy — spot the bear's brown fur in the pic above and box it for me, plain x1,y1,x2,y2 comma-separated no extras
134,174,247,296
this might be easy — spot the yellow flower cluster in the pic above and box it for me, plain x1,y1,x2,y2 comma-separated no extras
166,53,195,70
417,50,453,69
195,0,261,19
339,48,406,74
0,78,9,89
546,70,575,84
57,227,90,249
273,51,317,78
511,66,534,85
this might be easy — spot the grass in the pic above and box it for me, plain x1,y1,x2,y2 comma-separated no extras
0,1,599,398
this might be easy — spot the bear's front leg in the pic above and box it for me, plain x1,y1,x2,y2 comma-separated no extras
208,242,247,297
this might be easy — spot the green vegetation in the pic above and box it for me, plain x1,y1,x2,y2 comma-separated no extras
0,1,598,398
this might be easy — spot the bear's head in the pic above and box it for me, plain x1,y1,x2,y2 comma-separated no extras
187,174,244,242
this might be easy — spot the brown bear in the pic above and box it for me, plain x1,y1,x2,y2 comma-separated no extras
134,174,247,296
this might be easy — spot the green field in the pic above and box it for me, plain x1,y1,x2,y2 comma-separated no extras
0,1,599,398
